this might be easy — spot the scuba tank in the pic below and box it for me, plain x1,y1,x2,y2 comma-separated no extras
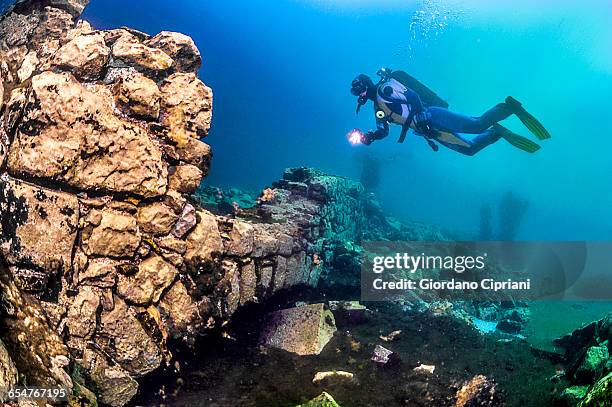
376,67,441,152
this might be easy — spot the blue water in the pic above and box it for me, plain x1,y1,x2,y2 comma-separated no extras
81,0,612,241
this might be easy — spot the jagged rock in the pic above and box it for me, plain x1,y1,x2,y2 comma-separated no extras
371,344,399,366
0,339,18,402
555,313,612,390
0,177,79,276
297,392,342,407
172,202,197,238
145,31,201,73
413,364,436,375
158,280,201,343
7,71,168,197
223,219,254,257
575,345,609,383
65,285,100,339
82,348,138,407
113,71,161,119
52,32,110,79
159,72,213,140
184,209,223,263
174,137,212,172
111,33,174,75
455,375,499,407
17,50,37,81
82,208,141,258
312,370,357,386
168,164,203,193
117,254,177,305
559,386,588,406
579,371,611,406
77,257,117,288
259,303,337,356
96,296,162,376
137,202,179,236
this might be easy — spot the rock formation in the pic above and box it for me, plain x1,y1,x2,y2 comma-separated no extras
554,313,612,406
0,2,437,405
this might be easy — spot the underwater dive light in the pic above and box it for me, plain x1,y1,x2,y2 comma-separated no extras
348,128,365,145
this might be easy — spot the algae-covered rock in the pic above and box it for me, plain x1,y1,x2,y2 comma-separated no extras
0,339,18,402
145,31,202,73
297,392,341,407
52,32,110,80
7,71,168,198
579,371,612,407
559,385,588,406
0,177,79,277
575,345,609,383
455,375,499,407
260,303,337,356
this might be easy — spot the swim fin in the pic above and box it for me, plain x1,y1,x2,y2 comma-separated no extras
505,96,551,140
495,124,541,153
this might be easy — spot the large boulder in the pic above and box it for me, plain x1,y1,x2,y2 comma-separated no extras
111,33,174,75
116,254,178,305
145,31,202,73
51,32,110,79
259,303,337,356
159,72,213,140
7,71,168,198
0,177,79,279
81,207,141,258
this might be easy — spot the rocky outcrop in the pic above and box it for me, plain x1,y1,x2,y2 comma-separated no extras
554,313,611,406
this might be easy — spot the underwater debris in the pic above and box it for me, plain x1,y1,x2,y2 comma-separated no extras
259,303,337,356
312,370,358,386
455,375,499,407
413,363,436,375
379,330,402,343
371,344,400,367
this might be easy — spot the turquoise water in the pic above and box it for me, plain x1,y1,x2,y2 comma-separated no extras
83,0,612,241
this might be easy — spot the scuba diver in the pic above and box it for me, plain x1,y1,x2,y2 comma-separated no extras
349,68,550,155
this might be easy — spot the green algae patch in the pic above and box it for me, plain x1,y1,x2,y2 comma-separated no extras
579,372,612,407
297,392,341,407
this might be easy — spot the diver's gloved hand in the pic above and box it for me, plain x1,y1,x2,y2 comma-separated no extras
414,111,434,136
363,130,386,145
362,131,376,145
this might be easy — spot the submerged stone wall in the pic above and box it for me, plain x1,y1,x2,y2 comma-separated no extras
0,2,423,405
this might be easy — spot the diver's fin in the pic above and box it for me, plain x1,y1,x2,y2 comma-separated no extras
496,124,541,153
505,96,551,140
391,70,449,108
